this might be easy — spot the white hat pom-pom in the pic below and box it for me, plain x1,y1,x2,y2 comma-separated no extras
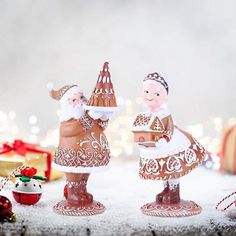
47,82,54,91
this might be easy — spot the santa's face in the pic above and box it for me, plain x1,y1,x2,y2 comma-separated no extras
143,82,167,111
68,92,87,107
60,92,88,122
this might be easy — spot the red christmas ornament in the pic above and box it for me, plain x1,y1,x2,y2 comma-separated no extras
12,191,42,205
0,195,16,222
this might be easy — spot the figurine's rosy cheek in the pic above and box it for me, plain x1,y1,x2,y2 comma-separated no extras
68,97,78,107
73,93,87,104
143,93,155,102
143,92,153,101
68,98,73,105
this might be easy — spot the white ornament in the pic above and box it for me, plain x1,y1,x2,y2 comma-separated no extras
13,179,42,194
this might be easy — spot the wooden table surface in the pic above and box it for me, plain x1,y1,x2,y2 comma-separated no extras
1,161,236,236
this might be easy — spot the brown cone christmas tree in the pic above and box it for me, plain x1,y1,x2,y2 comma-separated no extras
87,62,117,109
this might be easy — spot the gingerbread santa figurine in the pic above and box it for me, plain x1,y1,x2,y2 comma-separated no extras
48,62,117,216
132,72,206,217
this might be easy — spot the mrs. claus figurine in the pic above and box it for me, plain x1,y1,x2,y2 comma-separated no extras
48,62,117,216
132,72,205,217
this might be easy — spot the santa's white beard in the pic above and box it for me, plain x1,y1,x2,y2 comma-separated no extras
59,103,85,122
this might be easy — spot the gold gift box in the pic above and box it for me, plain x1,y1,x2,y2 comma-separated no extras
220,125,236,174
0,147,63,181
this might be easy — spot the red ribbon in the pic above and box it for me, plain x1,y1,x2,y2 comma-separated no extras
0,140,52,181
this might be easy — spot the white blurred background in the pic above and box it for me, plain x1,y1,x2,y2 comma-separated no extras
0,0,235,159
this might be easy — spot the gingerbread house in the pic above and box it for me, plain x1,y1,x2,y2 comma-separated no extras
132,114,165,144
88,62,117,108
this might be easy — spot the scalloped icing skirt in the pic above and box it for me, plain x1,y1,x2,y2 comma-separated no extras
52,145,111,173
139,128,206,180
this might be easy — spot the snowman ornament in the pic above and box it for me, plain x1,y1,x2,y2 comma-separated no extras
12,167,46,205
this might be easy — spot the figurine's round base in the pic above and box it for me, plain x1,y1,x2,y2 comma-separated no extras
141,200,202,217
53,200,105,216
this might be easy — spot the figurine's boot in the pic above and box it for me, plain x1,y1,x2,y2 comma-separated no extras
64,184,69,199
156,180,169,204
162,179,181,204
65,173,93,207
63,175,93,203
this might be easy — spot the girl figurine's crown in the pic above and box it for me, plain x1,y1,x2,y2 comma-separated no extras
143,72,169,94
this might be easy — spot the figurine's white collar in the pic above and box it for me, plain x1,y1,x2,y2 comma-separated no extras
145,105,170,119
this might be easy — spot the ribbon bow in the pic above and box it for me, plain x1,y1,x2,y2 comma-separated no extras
0,140,36,156
0,139,52,181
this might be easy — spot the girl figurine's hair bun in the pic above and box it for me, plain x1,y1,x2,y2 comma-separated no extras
143,72,169,94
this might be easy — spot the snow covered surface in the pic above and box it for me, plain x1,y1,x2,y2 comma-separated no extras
1,161,236,235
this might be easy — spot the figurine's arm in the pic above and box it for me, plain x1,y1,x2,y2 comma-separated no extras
162,115,174,142
96,119,109,131
88,111,113,121
154,115,174,148
88,111,103,120
87,111,113,131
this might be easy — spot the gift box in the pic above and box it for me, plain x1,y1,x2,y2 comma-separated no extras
0,140,63,181
219,125,236,174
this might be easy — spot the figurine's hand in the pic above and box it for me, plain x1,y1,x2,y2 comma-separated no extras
88,111,103,120
100,112,114,121
155,138,168,148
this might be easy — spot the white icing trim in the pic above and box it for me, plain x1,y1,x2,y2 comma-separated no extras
84,105,120,112
139,128,191,159
60,86,82,103
12,190,42,194
169,178,180,190
52,162,109,173
132,109,170,131
136,141,156,145
132,113,156,131
163,180,168,188
149,108,170,119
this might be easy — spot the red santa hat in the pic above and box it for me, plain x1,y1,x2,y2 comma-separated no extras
47,83,82,102
143,72,169,94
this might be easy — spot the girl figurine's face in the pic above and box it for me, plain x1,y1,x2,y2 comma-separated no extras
143,82,167,111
